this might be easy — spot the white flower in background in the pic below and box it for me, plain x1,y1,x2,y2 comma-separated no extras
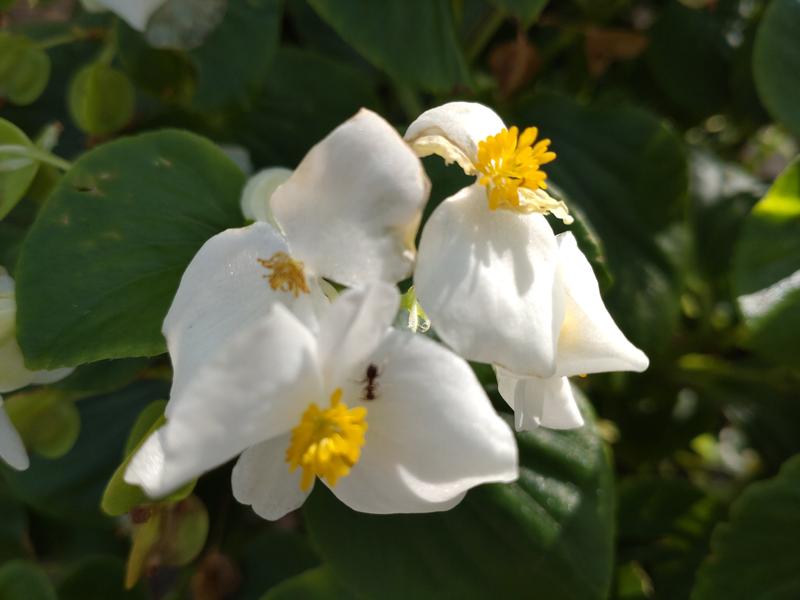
495,233,649,431
405,102,570,377
80,0,168,32
164,109,429,404
0,267,73,470
125,284,518,519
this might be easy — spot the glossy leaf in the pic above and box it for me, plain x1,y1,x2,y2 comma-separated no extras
693,455,800,599
15,129,245,369
0,118,40,220
753,0,800,136
305,394,614,599
306,0,469,92
732,158,800,367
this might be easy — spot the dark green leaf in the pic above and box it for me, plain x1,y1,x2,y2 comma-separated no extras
511,93,688,357
0,560,56,600
732,158,800,367
262,566,356,600
58,556,146,600
753,0,800,136
306,0,469,92
693,455,800,599
15,129,245,369
488,0,549,25
305,393,614,599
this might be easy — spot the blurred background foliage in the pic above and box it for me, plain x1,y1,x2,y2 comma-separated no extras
1,0,799,598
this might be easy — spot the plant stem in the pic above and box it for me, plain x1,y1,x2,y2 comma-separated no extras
0,144,72,171
35,27,106,50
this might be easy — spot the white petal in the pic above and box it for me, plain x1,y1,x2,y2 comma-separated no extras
332,329,517,514
317,283,399,387
555,232,649,376
231,433,311,521
0,397,29,470
240,167,292,226
404,101,506,174
415,183,563,377
271,109,430,286
495,368,584,431
92,0,167,30
163,222,325,410
127,304,322,497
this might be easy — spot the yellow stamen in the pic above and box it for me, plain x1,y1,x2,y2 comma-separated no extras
257,252,310,297
285,389,367,491
474,126,571,223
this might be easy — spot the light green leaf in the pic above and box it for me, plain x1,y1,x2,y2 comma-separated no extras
306,0,469,92
0,32,50,106
4,388,81,459
512,93,687,357
692,455,800,599
0,560,57,600
262,566,356,600
304,393,614,599
68,63,136,136
753,0,800,136
15,129,245,369
732,157,800,367
0,117,40,219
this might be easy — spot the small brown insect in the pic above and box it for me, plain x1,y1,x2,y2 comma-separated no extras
361,363,380,401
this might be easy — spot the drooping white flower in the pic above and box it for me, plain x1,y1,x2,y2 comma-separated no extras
0,267,73,470
125,283,518,519
80,0,168,32
164,109,429,405
495,232,649,431
406,102,570,377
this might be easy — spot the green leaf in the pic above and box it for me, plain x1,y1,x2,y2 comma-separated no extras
304,393,614,599
101,400,194,516
692,455,800,599
511,93,687,357
15,129,245,369
1,380,168,521
0,32,51,105
306,0,469,92
263,566,356,600
0,560,57,600
58,556,146,600
732,157,800,367
227,46,381,167
0,118,40,220
488,0,549,25
188,0,282,110
4,388,81,459
67,63,136,136
753,0,800,136
0,484,28,562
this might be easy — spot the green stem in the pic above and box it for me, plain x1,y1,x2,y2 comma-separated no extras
466,8,506,62
35,27,105,50
0,144,72,171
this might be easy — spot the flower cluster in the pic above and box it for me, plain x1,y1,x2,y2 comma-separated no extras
1,103,648,519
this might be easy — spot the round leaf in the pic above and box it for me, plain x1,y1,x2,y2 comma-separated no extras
732,158,800,367
0,560,57,600
15,129,245,369
68,63,136,136
693,455,800,599
753,0,800,136
0,117,40,219
304,394,614,599
4,388,81,459
0,32,51,106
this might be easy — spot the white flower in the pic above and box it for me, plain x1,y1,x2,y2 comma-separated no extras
125,283,518,519
164,109,430,404
80,0,168,32
0,267,73,470
240,166,292,226
405,102,569,376
495,232,649,431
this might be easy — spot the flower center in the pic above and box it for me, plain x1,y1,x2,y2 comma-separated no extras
257,252,310,297
285,388,368,491
475,126,558,212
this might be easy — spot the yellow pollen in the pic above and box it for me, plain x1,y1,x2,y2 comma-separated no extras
285,389,367,491
257,252,310,297
475,126,557,212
